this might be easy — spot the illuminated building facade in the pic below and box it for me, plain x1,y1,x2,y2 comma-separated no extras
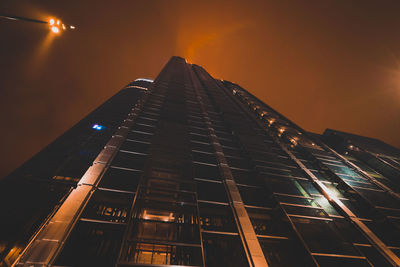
1,56,400,266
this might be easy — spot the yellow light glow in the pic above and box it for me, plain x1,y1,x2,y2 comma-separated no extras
142,210,175,222
62,24,66,30
51,26,60,33
70,25,75,29
49,18,55,25
56,20,60,25
279,128,285,133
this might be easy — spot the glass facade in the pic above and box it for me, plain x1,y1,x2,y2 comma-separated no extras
1,57,400,267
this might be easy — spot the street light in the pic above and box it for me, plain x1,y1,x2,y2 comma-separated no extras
0,14,76,34
46,17,75,34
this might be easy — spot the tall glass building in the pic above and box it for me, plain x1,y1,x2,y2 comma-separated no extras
1,56,400,267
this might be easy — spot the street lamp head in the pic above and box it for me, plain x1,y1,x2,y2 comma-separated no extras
48,17,75,34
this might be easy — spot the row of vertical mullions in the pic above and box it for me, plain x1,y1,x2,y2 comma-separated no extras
208,86,322,265
123,77,206,264
226,84,400,266
300,146,400,239
15,84,151,266
305,131,400,202
189,66,268,266
115,82,202,266
307,148,399,215
214,112,323,265
376,154,400,172
294,132,395,264
217,80,389,266
276,143,374,264
114,86,156,266
183,68,210,267
198,70,316,265
209,74,331,266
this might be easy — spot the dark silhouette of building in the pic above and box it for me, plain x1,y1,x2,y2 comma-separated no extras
1,56,400,266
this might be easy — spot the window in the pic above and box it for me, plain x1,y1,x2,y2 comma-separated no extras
199,202,236,233
98,167,142,192
202,233,249,267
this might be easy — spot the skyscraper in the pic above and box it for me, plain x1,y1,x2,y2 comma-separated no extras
1,56,400,266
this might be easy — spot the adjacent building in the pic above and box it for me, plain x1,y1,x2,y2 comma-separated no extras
1,56,400,266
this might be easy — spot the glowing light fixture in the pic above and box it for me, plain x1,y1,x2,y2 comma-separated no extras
48,17,76,33
92,124,105,131
51,26,59,33
135,78,154,83
268,119,275,126
290,138,298,146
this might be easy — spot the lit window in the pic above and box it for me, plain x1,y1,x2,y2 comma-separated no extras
92,124,105,131
142,209,175,222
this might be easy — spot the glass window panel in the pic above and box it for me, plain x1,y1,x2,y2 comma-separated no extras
193,163,221,181
292,217,361,256
81,189,133,223
196,180,228,203
364,220,400,247
356,245,392,267
192,151,218,165
137,186,196,203
98,167,142,192
258,238,315,267
231,169,260,186
247,208,291,237
198,203,237,233
112,152,147,170
285,205,328,218
314,255,369,266
356,188,400,209
126,130,154,142
261,176,308,197
145,177,194,192
121,241,202,266
202,233,249,267
54,221,125,266
238,186,273,208
120,140,150,154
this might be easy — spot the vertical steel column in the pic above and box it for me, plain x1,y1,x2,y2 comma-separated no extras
183,63,207,267
188,66,268,267
13,87,151,267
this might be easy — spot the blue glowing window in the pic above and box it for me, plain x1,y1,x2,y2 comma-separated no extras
92,124,105,131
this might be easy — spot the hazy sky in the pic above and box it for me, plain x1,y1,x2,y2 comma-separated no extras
1,0,399,178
